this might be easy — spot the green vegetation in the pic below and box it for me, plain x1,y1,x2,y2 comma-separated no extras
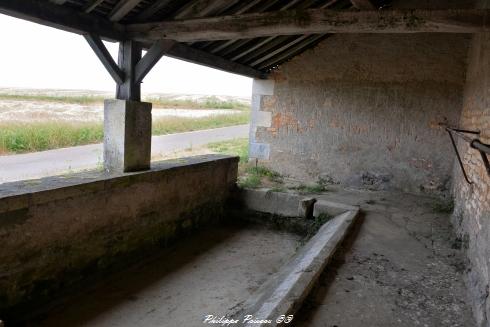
239,165,283,189
314,213,333,229
207,138,249,162
239,174,262,189
0,93,105,105
0,112,249,154
0,122,103,154
245,166,282,182
203,139,329,195
0,94,250,110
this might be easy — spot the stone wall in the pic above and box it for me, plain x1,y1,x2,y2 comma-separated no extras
250,33,470,195
451,30,490,327
0,155,238,320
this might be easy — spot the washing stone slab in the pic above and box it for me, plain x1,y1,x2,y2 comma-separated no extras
232,209,360,327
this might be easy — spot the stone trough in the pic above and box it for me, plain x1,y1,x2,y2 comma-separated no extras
233,189,360,327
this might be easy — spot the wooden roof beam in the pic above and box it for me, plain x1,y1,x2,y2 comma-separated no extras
127,8,490,42
0,0,124,41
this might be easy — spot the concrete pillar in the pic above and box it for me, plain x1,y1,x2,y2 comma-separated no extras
104,99,152,173
249,79,275,161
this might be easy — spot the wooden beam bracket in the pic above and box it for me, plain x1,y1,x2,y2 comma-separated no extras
84,34,125,85
134,40,173,84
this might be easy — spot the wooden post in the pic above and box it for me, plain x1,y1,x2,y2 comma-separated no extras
116,40,142,101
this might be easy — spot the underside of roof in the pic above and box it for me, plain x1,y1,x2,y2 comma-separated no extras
1,0,392,78
69,0,359,73
2,0,485,79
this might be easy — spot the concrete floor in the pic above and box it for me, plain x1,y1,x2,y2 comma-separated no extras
25,189,473,327
295,188,474,327
33,223,301,327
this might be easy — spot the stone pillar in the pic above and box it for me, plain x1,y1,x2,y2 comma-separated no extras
249,79,274,161
104,99,152,173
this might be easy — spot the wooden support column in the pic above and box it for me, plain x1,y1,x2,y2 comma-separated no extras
116,40,142,101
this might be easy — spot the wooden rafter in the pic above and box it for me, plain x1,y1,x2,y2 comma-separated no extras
109,0,145,22
163,41,267,79
83,0,105,13
134,0,174,21
127,8,490,42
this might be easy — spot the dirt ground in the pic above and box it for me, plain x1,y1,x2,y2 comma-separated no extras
295,188,474,327
32,223,302,327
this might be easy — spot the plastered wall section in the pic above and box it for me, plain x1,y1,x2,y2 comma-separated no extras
250,33,470,195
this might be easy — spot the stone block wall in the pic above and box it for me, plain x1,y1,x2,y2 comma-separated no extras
250,33,470,195
452,31,490,327
0,155,238,320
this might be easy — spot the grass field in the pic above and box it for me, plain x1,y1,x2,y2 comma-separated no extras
0,112,249,154
0,94,249,110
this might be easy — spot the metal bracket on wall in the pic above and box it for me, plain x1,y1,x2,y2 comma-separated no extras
442,124,490,185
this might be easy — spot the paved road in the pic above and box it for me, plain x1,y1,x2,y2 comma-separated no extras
0,124,249,183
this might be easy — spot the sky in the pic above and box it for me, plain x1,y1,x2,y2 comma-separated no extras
0,14,252,97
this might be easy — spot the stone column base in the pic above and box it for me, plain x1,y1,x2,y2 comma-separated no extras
104,99,152,173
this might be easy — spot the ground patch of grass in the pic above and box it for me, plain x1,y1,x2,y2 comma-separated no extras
0,93,105,105
207,138,249,162
238,165,283,189
0,94,250,110
0,112,249,154
152,112,249,135
205,139,285,190
0,122,104,153
149,95,249,110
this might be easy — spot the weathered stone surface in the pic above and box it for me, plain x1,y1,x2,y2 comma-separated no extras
239,189,321,218
250,33,470,196
451,25,490,327
313,200,359,218
239,189,302,217
0,155,238,319
298,197,316,219
104,99,152,173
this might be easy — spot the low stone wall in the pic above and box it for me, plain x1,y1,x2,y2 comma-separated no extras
0,155,238,320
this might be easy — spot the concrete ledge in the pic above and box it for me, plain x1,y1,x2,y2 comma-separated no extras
238,189,359,220
0,155,237,213
313,199,359,217
238,189,316,218
236,209,360,327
